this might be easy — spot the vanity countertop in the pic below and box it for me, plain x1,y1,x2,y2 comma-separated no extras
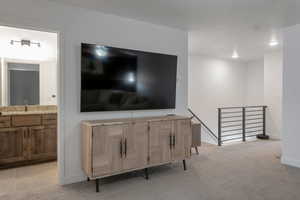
0,105,57,116
0,110,57,116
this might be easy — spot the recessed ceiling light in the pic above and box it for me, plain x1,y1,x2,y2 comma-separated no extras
232,51,239,59
269,40,279,47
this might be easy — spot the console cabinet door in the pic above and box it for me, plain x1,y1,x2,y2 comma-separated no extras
92,124,124,177
172,119,192,160
0,128,26,165
122,122,148,170
149,120,172,165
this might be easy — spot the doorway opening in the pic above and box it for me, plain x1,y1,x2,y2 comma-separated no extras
0,25,59,195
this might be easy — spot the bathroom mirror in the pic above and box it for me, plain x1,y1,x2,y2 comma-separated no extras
0,59,57,106
8,62,40,105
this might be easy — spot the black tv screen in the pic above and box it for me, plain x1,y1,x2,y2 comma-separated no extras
81,43,177,112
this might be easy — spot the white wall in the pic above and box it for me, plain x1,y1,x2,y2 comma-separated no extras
0,0,188,184
188,55,248,143
264,51,283,139
189,55,265,144
0,58,8,106
281,24,300,168
40,61,57,105
245,60,264,105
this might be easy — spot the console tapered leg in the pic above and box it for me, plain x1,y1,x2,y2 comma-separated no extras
183,160,186,171
144,168,149,180
195,146,199,155
96,179,99,192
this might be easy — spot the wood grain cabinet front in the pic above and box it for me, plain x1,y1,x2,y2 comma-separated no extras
0,116,11,128
12,115,42,127
0,114,57,168
42,114,57,125
82,115,192,184
91,122,149,177
92,124,125,177
172,119,192,161
122,122,148,171
148,120,173,165
0,128,26,165
148,119,192,165
28,125,57,161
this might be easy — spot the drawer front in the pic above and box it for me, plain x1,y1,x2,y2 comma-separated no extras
42,114,57,120
12,115,42,127
0,116,11,128
42,114,57,125
43,119,57,125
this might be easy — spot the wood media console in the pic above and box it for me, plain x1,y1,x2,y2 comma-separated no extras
81,115,192,192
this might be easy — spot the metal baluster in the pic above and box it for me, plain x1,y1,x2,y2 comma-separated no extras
218,108,222,146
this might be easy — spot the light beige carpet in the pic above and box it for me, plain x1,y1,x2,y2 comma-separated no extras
1,140,300,200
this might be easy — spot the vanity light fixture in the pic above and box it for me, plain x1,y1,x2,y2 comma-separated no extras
10,39,41,47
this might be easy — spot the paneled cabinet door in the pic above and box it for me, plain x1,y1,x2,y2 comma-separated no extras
149,120,173,165
173,119,192,160
28,126,48,160
122,122,148,170
0,128,26,165
92,124,124,177
43,125,57,159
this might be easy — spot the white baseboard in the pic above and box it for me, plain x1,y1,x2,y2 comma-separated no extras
281,156,300,168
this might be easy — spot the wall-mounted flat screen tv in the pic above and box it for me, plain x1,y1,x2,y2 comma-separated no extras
81,43,177,112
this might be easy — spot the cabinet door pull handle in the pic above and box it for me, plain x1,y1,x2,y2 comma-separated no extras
173,135,176,148
169,134,172,149
124,138,127,157
120,140,123,158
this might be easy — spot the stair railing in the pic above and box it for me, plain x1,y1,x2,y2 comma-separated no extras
218,106,267,146
188,108,218,142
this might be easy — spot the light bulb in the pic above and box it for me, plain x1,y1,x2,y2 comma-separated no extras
232,51,239,59
269,40,279,47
